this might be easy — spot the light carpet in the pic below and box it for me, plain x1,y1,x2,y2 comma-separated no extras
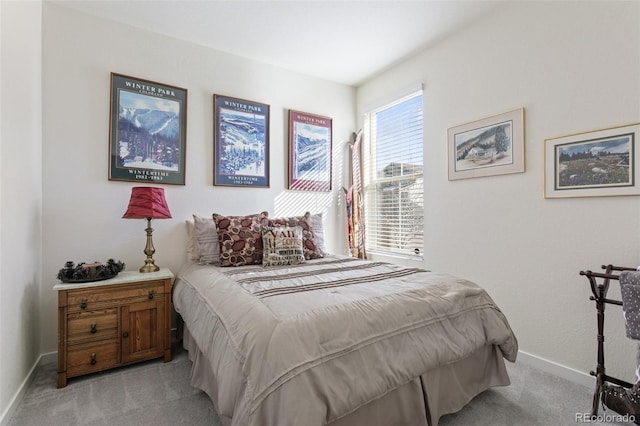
8,348,634,426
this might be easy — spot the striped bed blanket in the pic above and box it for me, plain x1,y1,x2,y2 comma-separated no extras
173,255,518,426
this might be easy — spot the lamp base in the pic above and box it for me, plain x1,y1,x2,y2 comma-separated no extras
140,261,160,273
139,218,160,273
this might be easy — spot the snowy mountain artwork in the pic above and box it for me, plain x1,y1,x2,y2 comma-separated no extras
288,110,332,191
109,73,187,185
214,95,270,188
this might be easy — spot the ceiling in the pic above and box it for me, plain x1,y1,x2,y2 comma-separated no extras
52,0,504,86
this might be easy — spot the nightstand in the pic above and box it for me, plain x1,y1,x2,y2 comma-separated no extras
54,268,174,388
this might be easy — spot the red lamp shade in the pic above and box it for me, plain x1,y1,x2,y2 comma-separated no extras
122,187,172,219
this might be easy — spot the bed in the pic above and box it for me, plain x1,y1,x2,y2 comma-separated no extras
173,217,518,426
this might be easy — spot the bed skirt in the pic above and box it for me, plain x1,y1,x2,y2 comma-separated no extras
182,326,510,426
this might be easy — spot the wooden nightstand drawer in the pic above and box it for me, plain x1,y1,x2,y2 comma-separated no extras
67,281,165,312
67,308,118,344
67,339,120,377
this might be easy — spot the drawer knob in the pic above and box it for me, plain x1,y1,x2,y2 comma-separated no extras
148,291,154,300
90,353,96,365
123,332,129,338
90,323,97,334
80,298,88,309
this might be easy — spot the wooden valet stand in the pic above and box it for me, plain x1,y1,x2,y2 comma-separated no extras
580,264,636,418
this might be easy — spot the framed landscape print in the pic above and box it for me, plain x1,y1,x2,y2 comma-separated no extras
108,73,187,185
214,95,270,188
544,123,640,198
448,108,524,181
288,110,332,191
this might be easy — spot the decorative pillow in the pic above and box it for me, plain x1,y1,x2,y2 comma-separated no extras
185,219,200,261
213,211,269,267
193,214,220,264
262,226,305,267
268,212,323,260
308,212,328,256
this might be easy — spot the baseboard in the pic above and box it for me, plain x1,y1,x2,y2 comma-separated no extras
0,351,55,426
517,350,595,388
39,351,57,366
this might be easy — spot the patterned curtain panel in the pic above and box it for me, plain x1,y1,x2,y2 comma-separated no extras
346,130,366,259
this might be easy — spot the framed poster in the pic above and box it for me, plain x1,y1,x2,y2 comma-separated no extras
288,110,332,191
108,73,187,185
448,108,524,181
544,123,640,198
214,95,270,188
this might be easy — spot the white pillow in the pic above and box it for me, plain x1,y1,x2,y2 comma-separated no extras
193,214,220,264
309,212,328,256
185,220,200,261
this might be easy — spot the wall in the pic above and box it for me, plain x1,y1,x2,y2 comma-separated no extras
358,1,640,382
0,0,43,422
40,3,355,355
6,4,637,420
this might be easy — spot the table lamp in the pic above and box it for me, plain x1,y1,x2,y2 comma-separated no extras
122,187,172,273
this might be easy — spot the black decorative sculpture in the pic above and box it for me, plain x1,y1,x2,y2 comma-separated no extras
57,259,125,283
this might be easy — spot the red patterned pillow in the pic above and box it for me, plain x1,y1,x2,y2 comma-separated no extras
213,211,269,267
268,212,323,260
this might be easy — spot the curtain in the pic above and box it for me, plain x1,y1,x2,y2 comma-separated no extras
346,130,366,259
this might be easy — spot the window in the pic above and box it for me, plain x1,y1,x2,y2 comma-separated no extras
363,90,423,258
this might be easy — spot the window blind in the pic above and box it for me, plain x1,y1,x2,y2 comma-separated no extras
363,90,424,258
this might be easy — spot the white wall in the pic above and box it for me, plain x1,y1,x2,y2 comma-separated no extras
40,4,355,354
358,1,640,381
5,2,638,420
0,0,43,422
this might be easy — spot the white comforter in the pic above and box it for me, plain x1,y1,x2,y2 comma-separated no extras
173,256,518,426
